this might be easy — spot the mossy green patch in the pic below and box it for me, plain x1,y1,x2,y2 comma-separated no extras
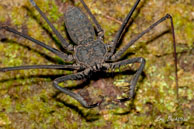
0,0,193,128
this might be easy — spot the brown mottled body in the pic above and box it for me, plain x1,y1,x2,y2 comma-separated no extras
0,0,178,108
64,5,107,67
64,5,95,45
75,40,106,67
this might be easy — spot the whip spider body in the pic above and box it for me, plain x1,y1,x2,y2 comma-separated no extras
0,0,178,108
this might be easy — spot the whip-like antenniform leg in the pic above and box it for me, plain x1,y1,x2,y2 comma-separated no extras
79,0,104,38
107,0,141,58
0,65,81,72
29,0,74,51
107,13,178,100
0,26,74,62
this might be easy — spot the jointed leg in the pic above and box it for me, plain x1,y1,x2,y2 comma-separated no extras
29,0,73,51
0,26,73,62
53,69,101,108
109,14,178,99
110,14,176,61
103,57,145,101
79,0,104,38
108,0,141,58
0,64,81,72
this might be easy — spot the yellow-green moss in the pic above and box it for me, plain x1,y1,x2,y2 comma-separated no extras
0,0,193,128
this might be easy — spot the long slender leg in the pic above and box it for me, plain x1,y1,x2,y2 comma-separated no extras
103,57,145,101
79,0,104,38
53,69,101,108
0,26,73,62
107,0,141,58
0,64,81,72
29,0,73,51
110,14,178,100
110,14,176,61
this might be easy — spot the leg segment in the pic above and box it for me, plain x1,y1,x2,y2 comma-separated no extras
0,64,81,72
79,0,104,38
108,0,141,58
110,14,176,61
29,0,73,51
109,14,178,100
0,26,73,62
103,57,145,101
53,69,100,108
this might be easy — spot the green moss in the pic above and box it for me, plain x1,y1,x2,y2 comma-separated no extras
0,0,193,128
0,113,11,127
